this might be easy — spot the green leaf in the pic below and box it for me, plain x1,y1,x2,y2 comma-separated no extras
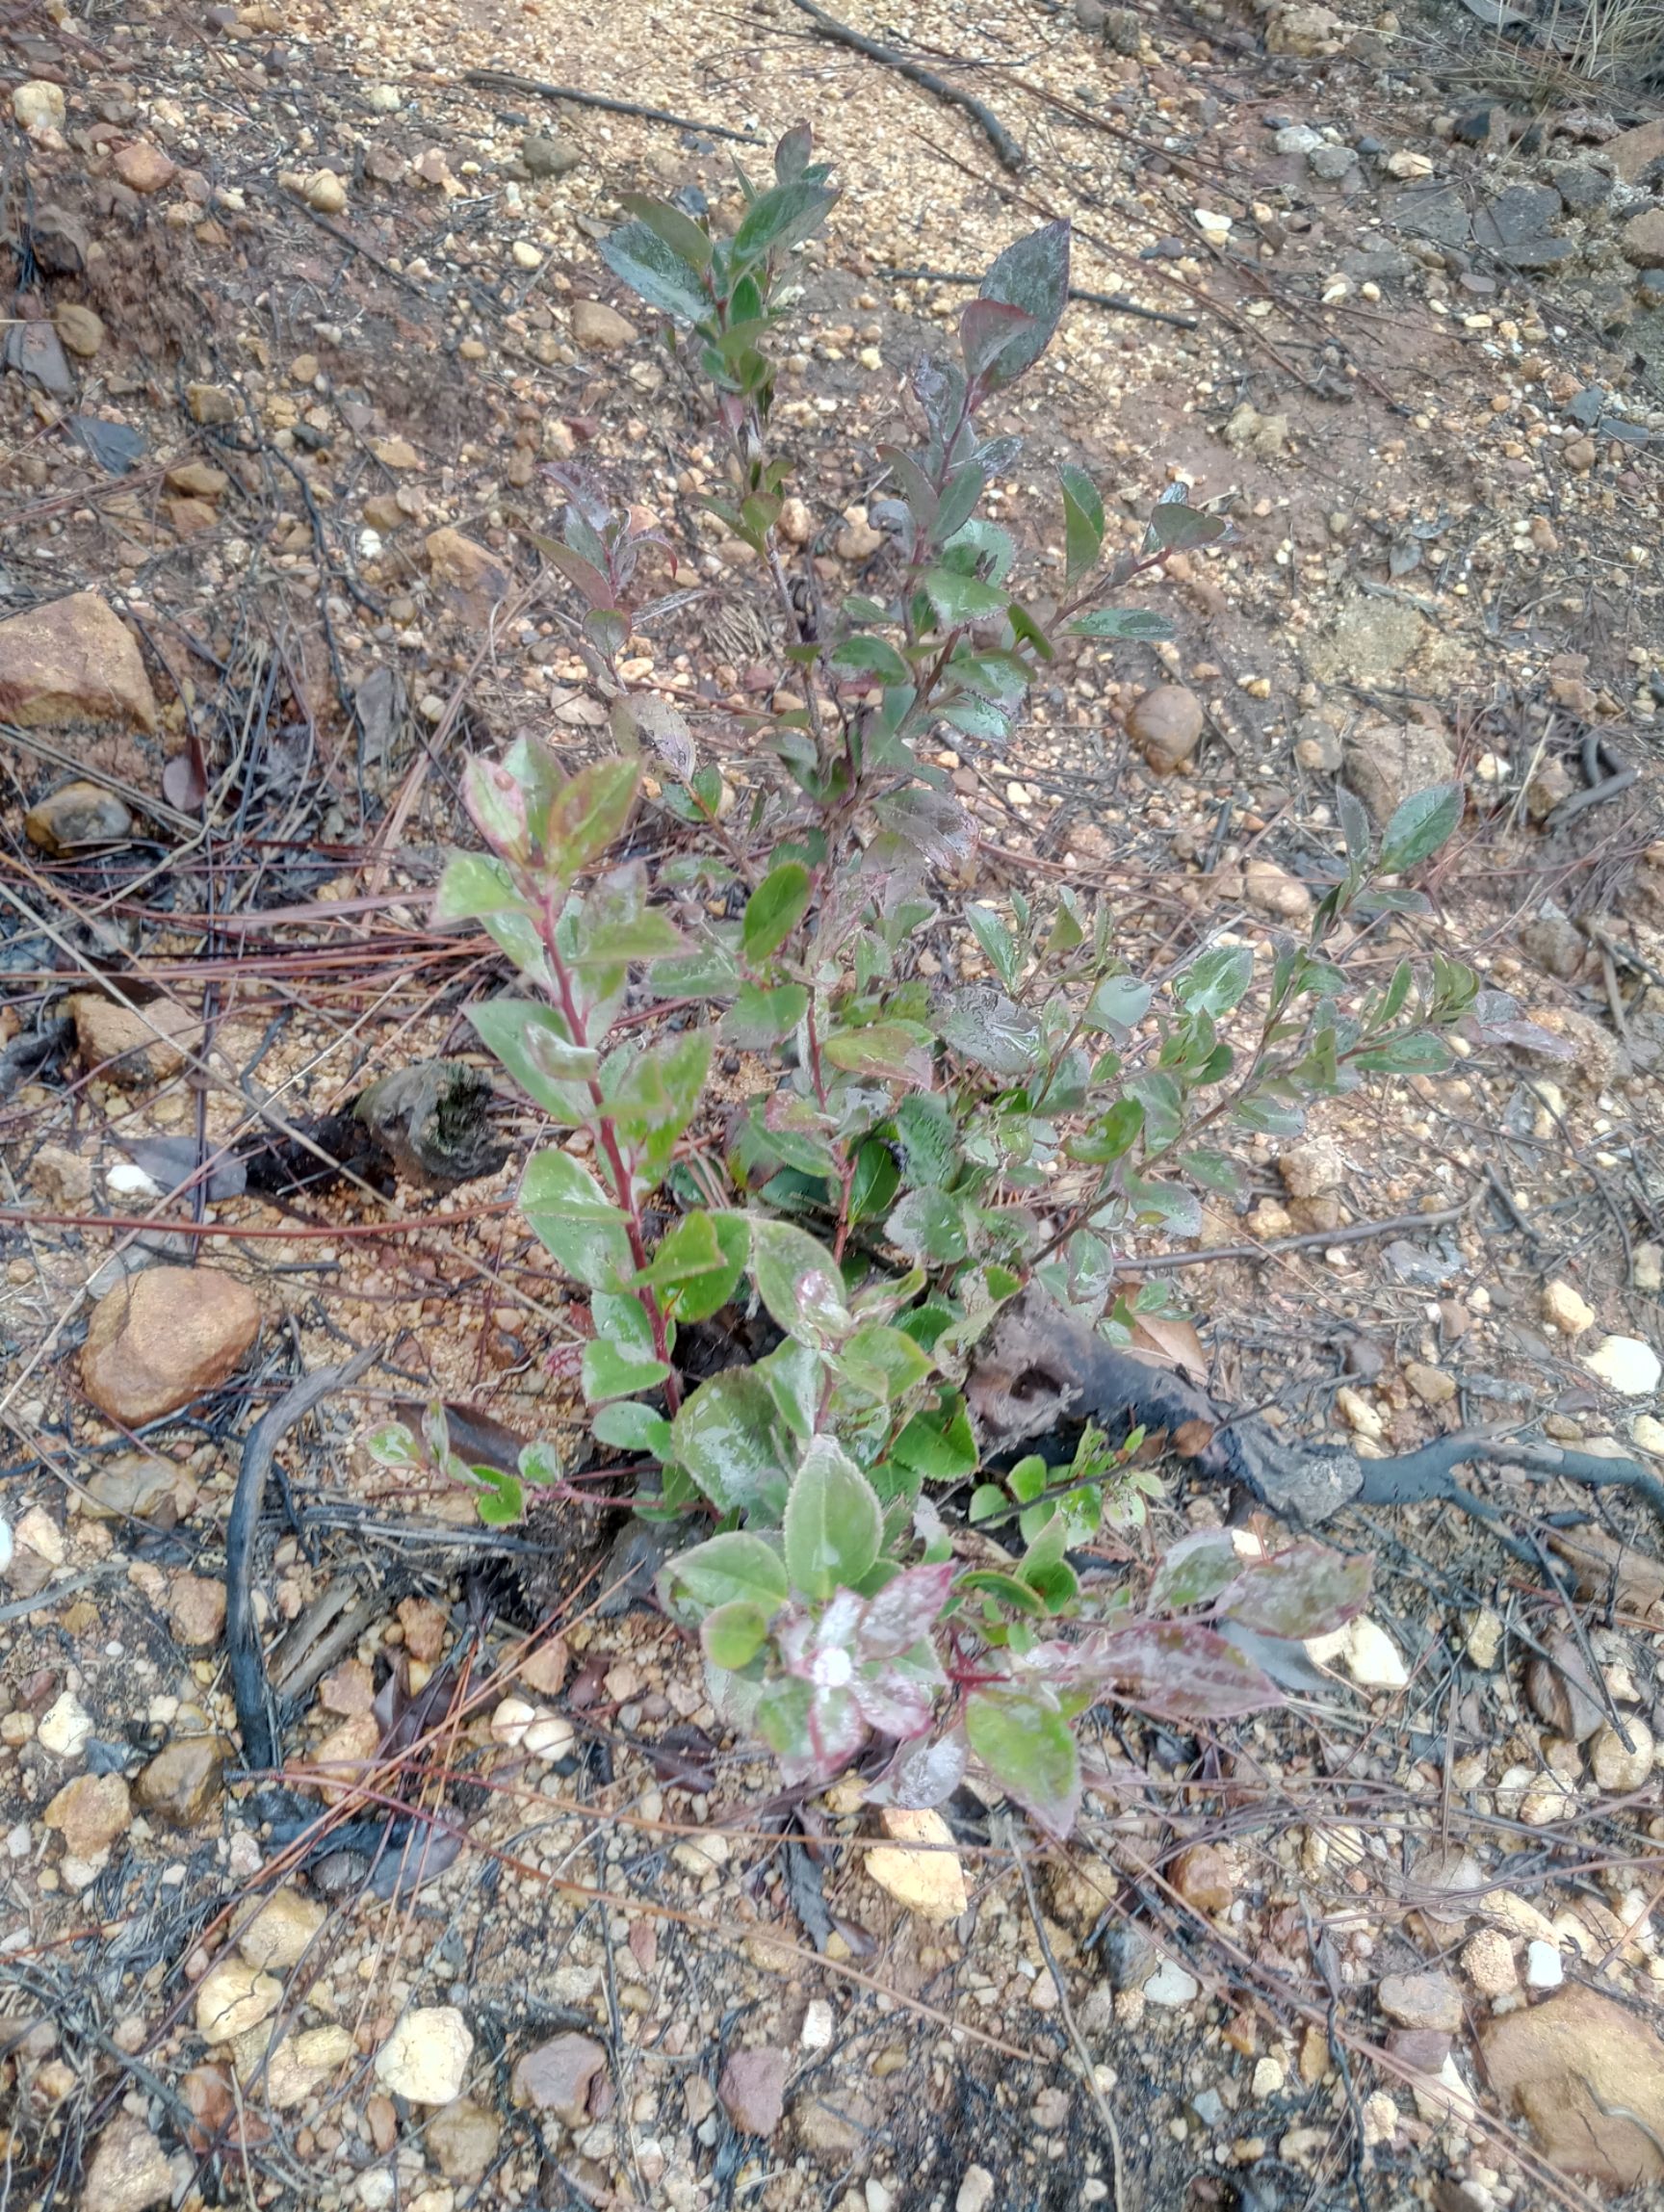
749,1218,851,1346
637,1209,749,1322
521,1147,634,1290
885,1186,969,1266
468,1000,596,1120
517,1439,562,1487
836,1321,933,1403
517,1145,621,1221
365,1423,420,1469
895,1092,956,1186
616,192,714,272
582,1337,671,1403
473,1467,527,1526
923,567,1008,626
1144,499,1229,554
597,219,710,321
969,1483,1005,1523
1058,462,1105,586
669,1368,789,1518
546,758,641,873
757,1338,823,1444
1083,976,1154,1032
847,1139,901,1225
935,458,986,544
435,852,527,925
892,1393,978,1480
700,1600,770,1671
1176,944,1255,1019
821,1020,934,1084
938,986,1039,1078
1066,607,1176,641
660,1529,790,1620
976,220,1070,391
731,176,838,268
723,981,809,1048
965,1683,1080,1837
742,861,813,964
966,903,1020,993
601,1029,712,1166
829,635,911,687
1148,1529,1239,1613
943,515,1016,583
590,1401,673,1455
1378,781,1463,875
1350,1032,1453,1076
958,1568,1048,1617
568,908,683,967
783,1437,882,1600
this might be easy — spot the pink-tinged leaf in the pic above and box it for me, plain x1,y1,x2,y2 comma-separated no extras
1086,1622,1282,1722
1215,1541,1370,1642
869,1732,967,1810
851,1654,941,1739
1148,1530,1239,1615
531,532,615,611
964,1683,1080,1839
859,1562,955,1659
960,297,1037,385
805,1684,868,1774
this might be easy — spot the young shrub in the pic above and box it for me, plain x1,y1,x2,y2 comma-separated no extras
374,127,1497,1834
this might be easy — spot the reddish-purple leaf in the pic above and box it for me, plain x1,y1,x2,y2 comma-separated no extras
1086,1622,1282,1722
805,1684,867,1774
1215,1541,1370,1642
859,1562,955,1658
960,297,1038,386
851,1659,939,1740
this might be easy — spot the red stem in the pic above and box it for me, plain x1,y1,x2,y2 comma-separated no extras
542,891,682,1416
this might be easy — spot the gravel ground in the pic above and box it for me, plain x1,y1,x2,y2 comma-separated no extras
3,0,1664,2204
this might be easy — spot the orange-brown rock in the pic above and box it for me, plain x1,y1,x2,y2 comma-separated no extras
81,1267,260,1425
0,593,158,730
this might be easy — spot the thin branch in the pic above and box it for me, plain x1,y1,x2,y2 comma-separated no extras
785,0,1026,170
460,68,760,143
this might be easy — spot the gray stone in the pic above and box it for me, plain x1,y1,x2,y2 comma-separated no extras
1453,103,1508,145
1521,915,1585,979
1623,209,1664,270
1474,183,1563,249
1274,124,1323,155
1341,719,1457,825
1495,236,1579,270
1341,245,1414,281
521,133,580,179
1292,713,1343,772
1551,163,1612,214
1389,184,1469,247
1310,144,1360,181
24,781,133,854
